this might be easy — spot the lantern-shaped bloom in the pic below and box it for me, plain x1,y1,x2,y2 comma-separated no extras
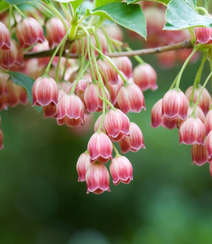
57,94,85,127
92,58,119,85
76,152,91,182
195,27,211,44
191,144,208,166
103,109,130,141
117,83,146,114
108,74,124,105
204,109,212,135
74,79,90,102
179,116,206,145
84,82,110,113
0,40,24,69
87,132,113,164
0,73,9,97
206,131,212,158
133,63,158,91
110,156,133,185
0,22,11,50
185,86,211,115
16,17,44,48
46,18,67,47
32,76,58,106
119,122,145,153
86,162,110,194
113,57,133,78
162,89,189,120
151,99,162,128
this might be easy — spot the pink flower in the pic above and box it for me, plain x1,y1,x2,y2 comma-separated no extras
16,17,44,48
162,89,189,120
191,144,208,166
110,156,133,185
204,109,212,135
57,94,85,127
117,83,146,114
87,132,113,164
195,27,211,44
0,22,11,50
32,76,58,107
206,131,212,158
179,117,206,145
76,152,91,182
118,122,145,153
151,99,162,128
86,162,110,194
113,57,133,78
133,63,158,91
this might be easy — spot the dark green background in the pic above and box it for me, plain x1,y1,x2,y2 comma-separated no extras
1,32,212,244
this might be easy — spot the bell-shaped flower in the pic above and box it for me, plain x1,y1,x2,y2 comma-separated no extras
133,63,158,91
195,27,211,44
206,131,212,158
117,83,146,114
118,122,145,153
86,162,110,194
76,152,91,182
32,76,58,107
110,156,133,185
162,88,189,120
204,109,212,135
57,93,85,127
87,131,113,164
0,22,11,50
179,116,206,145
16,17,44,48
113,57,133,78
191,144,208,166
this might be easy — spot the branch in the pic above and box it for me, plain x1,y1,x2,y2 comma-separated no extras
24,39,193,60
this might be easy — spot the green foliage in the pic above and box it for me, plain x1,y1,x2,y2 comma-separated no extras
126,0,171,5
164,0,212,30
95,0,122,8
7,71,42,112
90,2,147,39
2,0,34,5
0,1,9,14
69,0,83,12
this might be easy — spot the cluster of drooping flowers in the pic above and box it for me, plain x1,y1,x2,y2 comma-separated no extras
131,1,199,68
0,2,159,194
150,24,212,177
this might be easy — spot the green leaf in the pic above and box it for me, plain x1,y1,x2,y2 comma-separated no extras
90,2,146,39
7,71,42,112
3,0,34,4
164,0,212,30
95,0,122,8
185,0,197,9
126,0,171,5
70,0,83,12
0,1,9,14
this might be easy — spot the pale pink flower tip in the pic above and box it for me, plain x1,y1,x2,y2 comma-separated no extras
110,156,133,186
76,152,91,182
86,163,110,194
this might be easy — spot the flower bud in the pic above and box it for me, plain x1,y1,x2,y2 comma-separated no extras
86,162,110,194
76,152,91,182
151,99,162,128
191,144,208,166
46,18,67,47
179,117,206,145
162,89,189,120
204,109,212,135
103,109,130,141
32,76,58,106
117,83,146,114
0,22,11,50
119,122,145,153
133,63,158,91
110,156,133,185
84,82,110,113
185,86,211,115
195,27,211,44
57,94,85,127
206,131,212,158
87,132,113,164
0,40,24,69
113,57,133,78
16,17,44,48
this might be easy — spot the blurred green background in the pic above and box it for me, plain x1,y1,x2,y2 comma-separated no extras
1,30,212,244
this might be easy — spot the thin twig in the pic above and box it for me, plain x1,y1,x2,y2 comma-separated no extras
24,39,193,60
